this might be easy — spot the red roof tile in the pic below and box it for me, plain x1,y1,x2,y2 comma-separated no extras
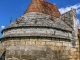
25,0,61,17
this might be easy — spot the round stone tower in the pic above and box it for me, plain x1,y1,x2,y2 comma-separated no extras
0,0,79,60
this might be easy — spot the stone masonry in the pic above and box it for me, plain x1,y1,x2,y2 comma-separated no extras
0,0,79,60
78,29,80,59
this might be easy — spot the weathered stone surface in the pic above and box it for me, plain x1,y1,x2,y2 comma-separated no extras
0,37,79,60
78,30,80,60
2,12,72,32
2,28,72,40
0,0,79,60
1,11,75,40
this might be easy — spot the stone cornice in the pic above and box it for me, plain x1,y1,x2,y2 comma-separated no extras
0,36,71,42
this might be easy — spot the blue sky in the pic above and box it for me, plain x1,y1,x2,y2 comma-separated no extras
0,0,80,37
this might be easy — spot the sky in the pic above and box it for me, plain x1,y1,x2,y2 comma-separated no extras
0,0,80,37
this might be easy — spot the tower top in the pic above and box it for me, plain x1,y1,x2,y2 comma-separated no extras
32,0,45,2
25,0,61,17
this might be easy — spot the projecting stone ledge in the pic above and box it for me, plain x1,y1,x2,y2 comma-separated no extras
2,28,72,40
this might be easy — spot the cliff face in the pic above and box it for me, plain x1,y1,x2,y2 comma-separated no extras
25,0,61,17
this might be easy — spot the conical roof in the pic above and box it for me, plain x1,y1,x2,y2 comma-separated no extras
25,0,61,17
2,0,62,33
1,0,72,40
1,12,72,39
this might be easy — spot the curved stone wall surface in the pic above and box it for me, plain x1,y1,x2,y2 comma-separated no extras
2,28,72,39
0,38,79,60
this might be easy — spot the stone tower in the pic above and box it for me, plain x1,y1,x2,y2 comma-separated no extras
78,29,80,59
0,0,79,60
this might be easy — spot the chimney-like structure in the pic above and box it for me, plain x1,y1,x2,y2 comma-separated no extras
25,0,61,17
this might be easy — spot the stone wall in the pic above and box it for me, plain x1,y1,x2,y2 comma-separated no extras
2,12,72,33
2,28,72,40
0,38,79,60
79,36,80,59
0,5,79,60
78,33,80,60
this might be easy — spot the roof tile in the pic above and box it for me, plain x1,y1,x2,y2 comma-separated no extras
25,0,61,17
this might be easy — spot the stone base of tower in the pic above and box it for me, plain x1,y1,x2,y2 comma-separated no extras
0,38,79,60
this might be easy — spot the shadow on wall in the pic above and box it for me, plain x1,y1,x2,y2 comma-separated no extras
0,51,6,60
5,45,70,60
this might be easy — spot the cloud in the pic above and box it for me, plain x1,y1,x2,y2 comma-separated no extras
59,4,80,29
1,25,5,29
59,3,80,14
77,19,80,29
